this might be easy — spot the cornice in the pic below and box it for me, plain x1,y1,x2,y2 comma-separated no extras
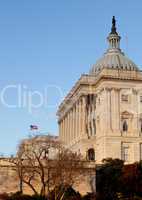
57,69,142,119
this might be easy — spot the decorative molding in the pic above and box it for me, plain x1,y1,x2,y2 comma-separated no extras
121,111,133,119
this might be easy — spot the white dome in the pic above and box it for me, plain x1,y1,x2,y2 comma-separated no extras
90,49,138,75
89,17,139,75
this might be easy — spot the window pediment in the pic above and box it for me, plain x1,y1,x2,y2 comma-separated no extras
121,111,133,119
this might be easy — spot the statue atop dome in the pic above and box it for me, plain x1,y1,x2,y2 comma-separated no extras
111,16,117,34
112,16,116,27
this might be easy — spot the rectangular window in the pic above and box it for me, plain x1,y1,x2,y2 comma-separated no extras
122,144,129,162
121,94,128,102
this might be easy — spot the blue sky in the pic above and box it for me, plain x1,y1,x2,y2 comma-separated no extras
0,0,142,155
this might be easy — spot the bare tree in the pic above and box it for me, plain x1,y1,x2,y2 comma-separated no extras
10,135,84,197
52,149,84,200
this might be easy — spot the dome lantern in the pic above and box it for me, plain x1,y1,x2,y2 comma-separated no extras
107,16,121,50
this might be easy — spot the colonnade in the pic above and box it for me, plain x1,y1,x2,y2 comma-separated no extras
59,96,86,145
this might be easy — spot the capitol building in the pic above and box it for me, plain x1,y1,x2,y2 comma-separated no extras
57,17,142,164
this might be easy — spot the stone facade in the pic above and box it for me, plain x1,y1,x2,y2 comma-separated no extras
57,17,142,164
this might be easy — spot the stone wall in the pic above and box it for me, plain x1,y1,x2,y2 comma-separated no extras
0,159,96,195
0,165,18,194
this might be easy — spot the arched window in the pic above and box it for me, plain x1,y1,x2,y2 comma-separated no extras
87,148,95,161
123,120,128,132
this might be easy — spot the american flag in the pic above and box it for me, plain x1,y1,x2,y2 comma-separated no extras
30,125,38,130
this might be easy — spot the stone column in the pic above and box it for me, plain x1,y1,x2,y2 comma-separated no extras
68,113,70,143
105,88,111,132
88,94,92,137
62,118,65,142
82,95,87,138
70,109,73,143
110,88,120,133
59,121,61,140
77,100,80,141
69,110,71,144
72,106,75,143
62,120,64,141
92,94,96,136
111,89,116,131
132,89,139,136
64,117,66,142
115,89,120,133
78,99,82,139
67,112,69,144
67,113,69,144
74,103,77,141
75,102,78,140
80,99,83,134
87,97,90,137
65,116,67,143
